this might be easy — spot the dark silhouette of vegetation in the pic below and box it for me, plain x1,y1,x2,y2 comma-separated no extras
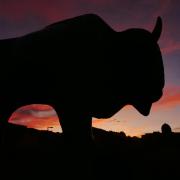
0,123,179,179
161,123,172,135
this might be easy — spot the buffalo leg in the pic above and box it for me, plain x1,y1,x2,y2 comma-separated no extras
58,111,93,144
0,103,17,146
56,109,94,177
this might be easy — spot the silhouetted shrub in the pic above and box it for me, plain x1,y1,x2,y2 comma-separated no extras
161,123,172,135
119,131,126,138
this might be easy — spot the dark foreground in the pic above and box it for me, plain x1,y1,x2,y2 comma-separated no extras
0,123,179,179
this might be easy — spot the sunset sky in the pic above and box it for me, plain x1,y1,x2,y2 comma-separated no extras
0,0,180,136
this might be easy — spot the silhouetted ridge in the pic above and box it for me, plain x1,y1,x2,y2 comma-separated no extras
0,123,179,179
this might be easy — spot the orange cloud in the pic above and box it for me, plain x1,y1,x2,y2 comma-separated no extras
153,85,180,109
10,113,60,132
9,104,60,131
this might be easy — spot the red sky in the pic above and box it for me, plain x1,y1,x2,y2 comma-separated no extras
8,85,180,136
1,0,180,136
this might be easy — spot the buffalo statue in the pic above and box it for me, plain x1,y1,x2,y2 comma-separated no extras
0,14,164,142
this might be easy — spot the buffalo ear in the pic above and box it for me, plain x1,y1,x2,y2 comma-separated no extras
152,17,162,42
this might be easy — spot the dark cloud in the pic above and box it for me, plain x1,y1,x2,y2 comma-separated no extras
0,0,174,37
1,0,179,60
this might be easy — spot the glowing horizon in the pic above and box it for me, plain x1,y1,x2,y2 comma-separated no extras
8,85,180,137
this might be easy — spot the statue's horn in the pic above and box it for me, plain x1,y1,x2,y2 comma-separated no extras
152,17,162,41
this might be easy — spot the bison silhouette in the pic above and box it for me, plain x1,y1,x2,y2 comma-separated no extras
0,14,164,142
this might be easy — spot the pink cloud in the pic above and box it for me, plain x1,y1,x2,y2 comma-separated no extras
8,104,60,130
161,38,180,55
163,44,180,55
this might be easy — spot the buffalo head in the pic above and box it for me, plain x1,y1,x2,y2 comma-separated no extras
92,17,164,118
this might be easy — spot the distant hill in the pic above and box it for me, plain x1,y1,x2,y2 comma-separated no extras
0,123,180,179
